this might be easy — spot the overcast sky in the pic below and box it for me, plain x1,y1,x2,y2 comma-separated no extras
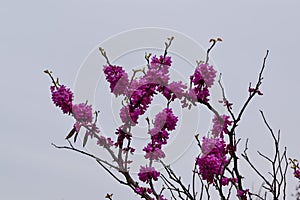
1,1,300,200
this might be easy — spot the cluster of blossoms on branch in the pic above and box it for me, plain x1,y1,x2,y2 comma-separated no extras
46,37,300,200
46,71,100,144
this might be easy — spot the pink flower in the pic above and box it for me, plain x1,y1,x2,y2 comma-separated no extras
119,106,141,125
150,55,172,67
150,129,169,145
196,137,228,183
201,137,220,155
188,63,216,104
143,144,166,160
135,187,152,195
160,81,187,101
196,154,224,183
71,103,98,144
143,108,178,160
129,83,157,115
182,89,198,107
212,114,232,137
154,108,178,131
144,68,169,86
72,103,93,122
197,63,217,88
103,65,129,96
189,70,210,103
221,177,238,186
50,85,73,114
113,55,175,129
193,86,210,103
144,55,172,86
135,187,145,195
138,166,160,183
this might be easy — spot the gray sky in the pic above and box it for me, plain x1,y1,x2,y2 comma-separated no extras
1,1,300,199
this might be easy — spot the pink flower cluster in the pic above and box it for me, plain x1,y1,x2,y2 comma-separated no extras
119,105,141,125
107,55,177,130
153,108,178,131
196,136,228,183
129,55,172,111
221,177,238,186
72,103,93,122
135,187,152,195
116,82,158,149
160,81,187,103
151,55,172,67
211,114,232,137
103,65,129,96
145,55,171,85
128,82,157,121
46,42,288,200
50,85,73,114
143,108,178,160
103,54,232,197
72,103,100,138
105,56,173,150
187,63,216,104
197,63,217,88
138,166,160,183
49,82,101,142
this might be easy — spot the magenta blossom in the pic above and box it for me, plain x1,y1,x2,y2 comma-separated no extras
144,147,165,160
119,105,141,125
129,83,157,116
135,187,152,195
72,103,93,122
138,166,160,183
189,70,210,103
154,108,178,131
212,114,232,137
145,55,172,86
188,63,217,104
103,65,129,96
196,136,228,183
151,55,172,67
197,63,217,88
50,85,73,114
160,81,187,102
143,108,177,160
144,67,169,86
193,86,210,103
221,177,238,186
